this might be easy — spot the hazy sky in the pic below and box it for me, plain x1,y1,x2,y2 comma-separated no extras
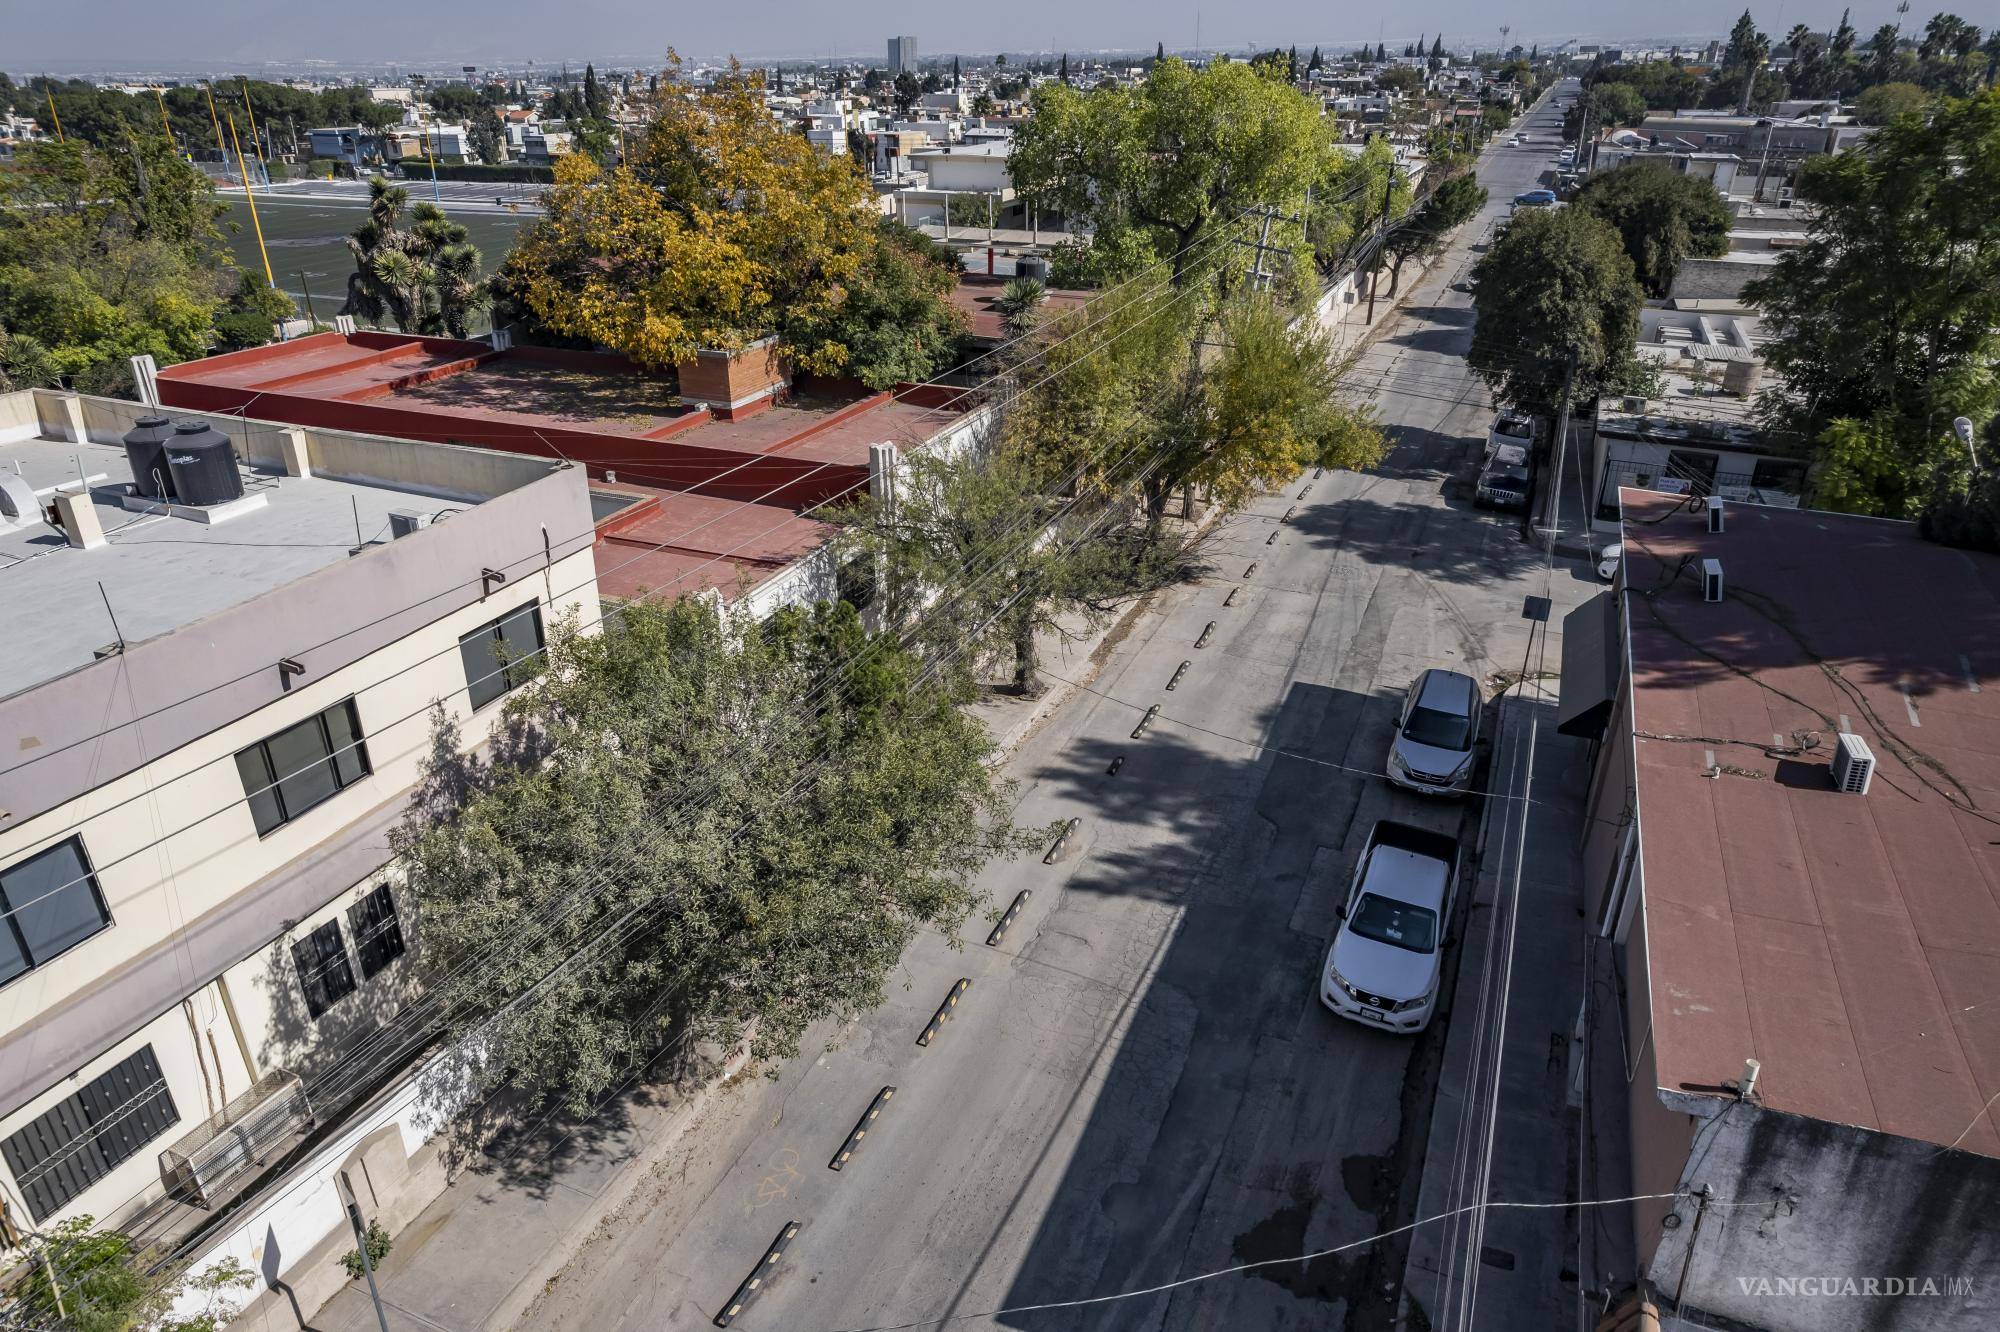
9,1,1953,68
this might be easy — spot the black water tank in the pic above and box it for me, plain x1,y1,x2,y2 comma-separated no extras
122,415,178,499
164,420,244,506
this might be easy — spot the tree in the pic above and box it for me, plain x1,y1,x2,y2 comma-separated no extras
1725,9,1772,112
1009,57,1331,291
952,55,961,89
1431,36,1445,59
781,222,966,389
893,70,922,115
971,91,998,117
1384,173,1489,292
1156,42,1166,64
1744,89,2000,517
0,137,243,392
9,1216,253,1332
1377,65,1425,96
1308,46,1324,73
843,443,1170,694
1469,207,1642,413
1376,42,1388,63
1870,24,1905,85
993,275,1048,338
396,597,1030,1114
1059,53,1069,84
1573,163,1730,297
340,179,489,337
501,56,903,374
469,106,504,163
1856,80,1932,122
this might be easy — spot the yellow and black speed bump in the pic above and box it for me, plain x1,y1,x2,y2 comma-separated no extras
829,1087,895,1171
917,978,972,1046
987,889,1031,944
1281,505,1298,523
1043,816,1081,863
713,1219,801,1327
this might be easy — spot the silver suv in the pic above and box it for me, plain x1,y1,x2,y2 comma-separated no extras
1386,669,1482,796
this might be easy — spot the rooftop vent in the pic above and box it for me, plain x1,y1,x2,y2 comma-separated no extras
1831,732,1874,795
1702,558,1724,602
388,509,433,539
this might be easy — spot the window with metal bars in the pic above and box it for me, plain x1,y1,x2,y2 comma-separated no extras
292,919,357,1019
348,885,406,979
1,1045,178,1223
233,698,371,838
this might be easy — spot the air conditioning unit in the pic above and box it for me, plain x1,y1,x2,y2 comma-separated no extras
1831,731,1875,795
1706,495,1725,533
1702,558,1724,602
388,508,434,539
158,1069,312,1208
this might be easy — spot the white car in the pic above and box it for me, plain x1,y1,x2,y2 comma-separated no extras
1386,668,1483,795
1485,411,1536,458
1322,821,1462,1033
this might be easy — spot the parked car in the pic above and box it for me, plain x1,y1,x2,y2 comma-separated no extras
1476,458,1532,510
1321,821,1462,1033
1597,541,1624,582
1513,188,1557,207
1485,411,1536,458
1387,668,1482,796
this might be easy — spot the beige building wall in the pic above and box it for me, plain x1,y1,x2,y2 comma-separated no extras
0,551,598,1233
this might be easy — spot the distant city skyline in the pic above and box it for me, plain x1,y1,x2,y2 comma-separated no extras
5,1,1943,71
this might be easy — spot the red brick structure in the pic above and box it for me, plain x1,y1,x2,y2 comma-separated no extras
674,338,788,418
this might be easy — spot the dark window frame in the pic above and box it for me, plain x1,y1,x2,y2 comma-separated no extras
348,885,407,980
1,1045,179,1223
458,602,545,711
291,919,358,1019
233,698,372,838
0,836,114,990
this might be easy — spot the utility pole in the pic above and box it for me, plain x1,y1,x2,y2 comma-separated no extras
338,1172,393,1332
1365,167,1397,322
298,271,319,325
1544,348,1579,544
1236,204,1298,293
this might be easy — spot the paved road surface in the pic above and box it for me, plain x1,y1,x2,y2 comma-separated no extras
512,85,1593,1332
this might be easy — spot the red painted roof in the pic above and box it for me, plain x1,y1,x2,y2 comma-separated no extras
1620,491,2000,1156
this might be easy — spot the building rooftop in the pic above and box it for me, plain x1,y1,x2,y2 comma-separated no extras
1619,492,2000,1156
0,421,554,701
158,332,981,607
1596,310,1790,453
949,275,1092,344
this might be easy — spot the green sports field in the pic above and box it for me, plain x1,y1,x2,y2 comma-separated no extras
222,197,535,333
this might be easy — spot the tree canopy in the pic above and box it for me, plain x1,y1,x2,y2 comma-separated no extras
1009,57,1332,290
1745,87,2000,517
1469,207,1641,413
501,56,955,380
395,597,1032,1113
1573,163,1731,297
0,137,269,392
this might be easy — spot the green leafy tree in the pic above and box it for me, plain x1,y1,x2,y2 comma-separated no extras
1856,80,1932,122
783,222,967,389
971,90,998,116
0,137,241,391
1377,65,1424,95
844,442,1177,693
1384,173,1489,292
1724,9,1773,112
340,179,490,337
1469,207,1642,413
1573,163,1730,297
395,598,1030,1112
9,1217,253,1332
1745,88,2000,517
893,70,923,114
469,106,505,163
1009,57,1332,291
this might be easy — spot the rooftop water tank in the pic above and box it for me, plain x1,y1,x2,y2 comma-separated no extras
164,420,244,507
122,415,178,499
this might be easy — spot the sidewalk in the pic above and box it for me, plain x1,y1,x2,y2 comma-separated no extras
1397,691,1634,1332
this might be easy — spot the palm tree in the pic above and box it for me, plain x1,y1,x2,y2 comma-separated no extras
341,179,491,337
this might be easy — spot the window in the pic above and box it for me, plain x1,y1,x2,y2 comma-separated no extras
2,1045,178,1223
291,919,356,1019
234,699,370,837
349,885,406,979
458,603,545,711
1,837,113,986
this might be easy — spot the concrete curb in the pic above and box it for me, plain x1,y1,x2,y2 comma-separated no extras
487,1031,756,1331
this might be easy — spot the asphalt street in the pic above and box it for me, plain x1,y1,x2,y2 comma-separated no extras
514,85,1596,1332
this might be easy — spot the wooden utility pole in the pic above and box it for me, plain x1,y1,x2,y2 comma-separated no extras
1365,168,1397,322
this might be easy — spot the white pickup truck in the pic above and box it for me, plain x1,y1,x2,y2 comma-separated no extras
1320,821,1461,1033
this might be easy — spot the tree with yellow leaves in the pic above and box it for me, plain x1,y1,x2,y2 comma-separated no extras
503,56,914,377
